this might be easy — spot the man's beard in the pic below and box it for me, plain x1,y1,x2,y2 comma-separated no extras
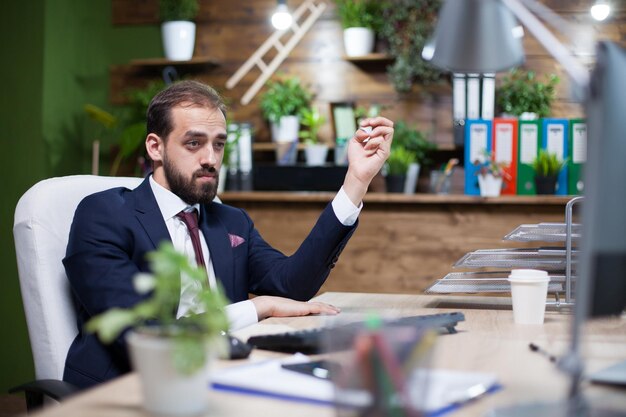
163,153,218,205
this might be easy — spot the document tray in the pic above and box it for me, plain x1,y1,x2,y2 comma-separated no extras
247,312,465,354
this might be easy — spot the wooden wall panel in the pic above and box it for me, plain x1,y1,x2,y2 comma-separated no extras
110,0,624,151
226,200,567,295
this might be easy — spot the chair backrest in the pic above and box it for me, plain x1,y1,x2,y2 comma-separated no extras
14,175,143,380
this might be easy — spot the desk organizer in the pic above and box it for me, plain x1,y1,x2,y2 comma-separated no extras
426,197,583,308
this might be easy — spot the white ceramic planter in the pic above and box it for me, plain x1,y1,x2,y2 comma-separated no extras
343,27,375,57
403,163,421,194
478,173,503,197
127,331,212,416
304,144,329,166
270,115,300,142
161,21,196,61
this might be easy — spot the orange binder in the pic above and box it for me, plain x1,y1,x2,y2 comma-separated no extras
492,118,518,195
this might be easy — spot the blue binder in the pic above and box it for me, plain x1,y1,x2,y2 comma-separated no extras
464,119,492,195
541,118,569,195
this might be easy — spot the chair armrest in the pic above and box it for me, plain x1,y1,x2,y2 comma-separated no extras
9,379,79,412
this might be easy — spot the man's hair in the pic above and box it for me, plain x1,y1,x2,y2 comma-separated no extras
146,80,227,140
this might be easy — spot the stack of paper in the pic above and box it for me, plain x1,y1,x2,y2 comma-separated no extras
211,355,500,416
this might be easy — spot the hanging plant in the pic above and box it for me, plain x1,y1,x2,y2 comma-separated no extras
380,0,443,93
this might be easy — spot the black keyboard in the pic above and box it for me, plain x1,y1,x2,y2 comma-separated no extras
247,312,465,354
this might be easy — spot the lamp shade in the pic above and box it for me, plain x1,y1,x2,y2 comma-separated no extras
426,0,525,73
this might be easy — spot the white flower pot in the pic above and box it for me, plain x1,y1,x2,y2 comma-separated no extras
403,163,421,194
343,27,375,57
161,21,196,61
304,144,329,166
270,115,300,142
127,330,212,416
478,173,503,197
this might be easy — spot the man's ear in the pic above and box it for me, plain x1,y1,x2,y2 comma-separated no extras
146,133,163,162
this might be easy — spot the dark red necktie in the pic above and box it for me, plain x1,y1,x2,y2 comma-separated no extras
176,209,206,268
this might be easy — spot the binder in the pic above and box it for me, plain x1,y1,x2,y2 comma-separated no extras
568,119,587,195
464,119,492,195
466,74,481,120
481,74,496,120
452,74,467,147
517,120,542,195
541,119,569,195
492,118,518,195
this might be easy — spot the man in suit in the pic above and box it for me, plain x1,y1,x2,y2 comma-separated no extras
63,80,394,388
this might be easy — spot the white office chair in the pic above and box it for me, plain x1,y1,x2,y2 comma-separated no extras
11,175,143,409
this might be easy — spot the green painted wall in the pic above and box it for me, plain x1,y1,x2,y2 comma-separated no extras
0,0,159,392
0,0,47,393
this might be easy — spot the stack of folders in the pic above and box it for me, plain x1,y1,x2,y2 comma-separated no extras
464,118,587,196
212,328,500,416
426,220,579,298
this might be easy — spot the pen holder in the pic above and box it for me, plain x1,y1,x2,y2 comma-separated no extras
429,171,451,195
327,320,437,417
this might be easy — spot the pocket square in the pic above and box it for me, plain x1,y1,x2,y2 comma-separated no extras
228,234,245,248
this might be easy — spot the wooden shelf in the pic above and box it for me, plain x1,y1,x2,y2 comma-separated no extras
129,56,220,69
252,142,335,151
343,53,393,62
219,191,576,206
251,142,455,152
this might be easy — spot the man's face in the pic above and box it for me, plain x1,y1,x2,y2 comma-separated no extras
159,104,227,205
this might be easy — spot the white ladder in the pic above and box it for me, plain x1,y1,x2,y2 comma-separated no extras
225,0,327,105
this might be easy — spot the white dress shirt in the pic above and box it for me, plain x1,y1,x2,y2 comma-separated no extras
149,176,361,330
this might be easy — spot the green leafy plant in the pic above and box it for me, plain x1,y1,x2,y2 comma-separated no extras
386,146,417,175
110,80,166,176
260,76,313,123
86,242,229,375
159,0,199,22
334,0,386,31
392,120,436,166
354,103,386,122
532,149,567,177
496,69,560,117
380,0,443,93
299,106,327,144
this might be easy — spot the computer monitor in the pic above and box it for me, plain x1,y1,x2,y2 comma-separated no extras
578,41,626,320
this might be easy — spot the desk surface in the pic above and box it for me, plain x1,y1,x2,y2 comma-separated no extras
31,293,626,417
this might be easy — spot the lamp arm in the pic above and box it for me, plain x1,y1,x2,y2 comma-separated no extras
501,0,590,96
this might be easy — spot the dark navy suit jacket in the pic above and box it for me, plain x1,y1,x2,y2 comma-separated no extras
62,177,356,388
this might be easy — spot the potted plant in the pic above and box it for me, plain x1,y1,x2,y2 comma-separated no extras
385,146,416,192
379,0,443,93
496,68,560,119
474,150,511,197
86,242,229,416
160,0,200,61
260,76,312,165
392,121,436,193
334,0,385,56
299,106,328,166
531,149,567,194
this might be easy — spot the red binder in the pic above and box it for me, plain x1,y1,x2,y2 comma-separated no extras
492,118,518,195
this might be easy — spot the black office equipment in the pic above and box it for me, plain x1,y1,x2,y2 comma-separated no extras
247,312,465,354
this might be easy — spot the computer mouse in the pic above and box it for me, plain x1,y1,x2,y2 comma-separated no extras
227,335,253,360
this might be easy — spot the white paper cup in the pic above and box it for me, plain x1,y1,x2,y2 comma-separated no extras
508,269,550,324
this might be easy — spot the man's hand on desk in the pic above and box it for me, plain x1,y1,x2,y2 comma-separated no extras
251,295,341,321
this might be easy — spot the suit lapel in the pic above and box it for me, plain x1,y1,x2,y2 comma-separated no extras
199,204,235,301
132,178,172,249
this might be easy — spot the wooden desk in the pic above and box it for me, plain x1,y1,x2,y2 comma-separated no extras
31,293,626,417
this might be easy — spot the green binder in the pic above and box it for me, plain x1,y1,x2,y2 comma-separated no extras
568,119,587,195
517,120,541,195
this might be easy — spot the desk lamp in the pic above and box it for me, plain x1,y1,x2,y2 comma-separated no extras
425,1,626,416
